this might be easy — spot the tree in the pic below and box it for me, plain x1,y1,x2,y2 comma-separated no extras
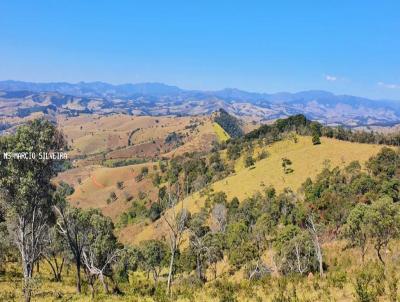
116,181,124,190
163,190,190,294
311,122,322,145
112,246,142,287
54,204,94,293
152,173,161,187
0,205,11,274
281,158,293,174
366,196,400,265
80,211,122,298
244,155,255,168
140,240,168,286
109,191,117,201
252,213,275,258
41,226,67,282
227,143,241,160
188,212,210,282
343,203,369,263
210,203,228,233
141,166,149,176
203,232,224,280
312,134,321,145
226,221,256,268
306,215,324,277
274,225,317,275
366,147,400,179
148,202,162,222
0,119,65,302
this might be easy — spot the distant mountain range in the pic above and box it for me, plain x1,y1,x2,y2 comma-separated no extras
1,80,400,127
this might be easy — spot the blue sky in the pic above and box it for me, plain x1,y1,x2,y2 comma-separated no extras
0,0,399,99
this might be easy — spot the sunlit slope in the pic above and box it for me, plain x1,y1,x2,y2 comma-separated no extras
212,122,230,142
58,114,208,157
221,136,383,200
126,136,383,245
164,119,218,157
57,162,158,221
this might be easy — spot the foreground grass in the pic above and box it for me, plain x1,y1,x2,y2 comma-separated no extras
2,241,400,301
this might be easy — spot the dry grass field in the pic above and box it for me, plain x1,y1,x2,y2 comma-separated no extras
223,135,383,200
57,114,221,165
56,162,158,221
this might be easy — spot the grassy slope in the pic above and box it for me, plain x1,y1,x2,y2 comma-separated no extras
127,136,383,245
221,136,382,200
56,162,158,221
164,119,218,157
212,122,230,142
58,114,207,158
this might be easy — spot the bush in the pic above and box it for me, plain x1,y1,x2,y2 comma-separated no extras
109,191,117,201
353,263,385,302
124,192,134,202
388,269,398,302
327,271,347,289
117,181,124,189
148,203,162,221
244,155,255,168
212,279,238,302
257,150,269,161
141,166,149,176
312,134,321,145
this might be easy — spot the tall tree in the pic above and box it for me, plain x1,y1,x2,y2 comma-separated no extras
188,212,210,282
366,196,400,265
54,204,93,293
163,190,190,294
41,225,67,282
274,225,316,275
306,215,324,277
80,210,121,298
343,203,369,263
0,119,65,302
210,203,228,233
140,240,168,286
0,203,11,273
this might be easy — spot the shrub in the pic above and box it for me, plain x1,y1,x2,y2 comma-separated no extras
148,203,162,221
117,181,124,189
257,150,269,161
244,155,255,168
312,133,321,145
353,263,384,302
124,192,134,202
141,166,149,176
388,269,398,302
109,191,117,201
212,279,238,302
327,271,347,289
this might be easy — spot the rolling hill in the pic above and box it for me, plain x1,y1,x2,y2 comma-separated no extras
113,136,384,245
2,80,400,127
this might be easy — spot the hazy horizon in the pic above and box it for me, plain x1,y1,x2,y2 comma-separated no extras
2,79,400,101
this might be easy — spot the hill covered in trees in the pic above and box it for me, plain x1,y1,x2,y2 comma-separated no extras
213,109,244,139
